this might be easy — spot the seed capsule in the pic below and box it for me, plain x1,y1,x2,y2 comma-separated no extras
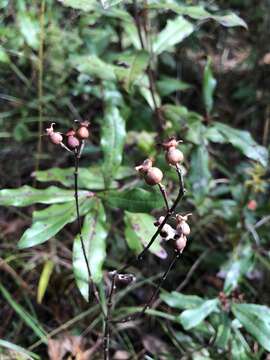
175,235,187,252
144,167,163,186
67,135,80,149
166,148,184,165
46,123,63,145
77,126,89,140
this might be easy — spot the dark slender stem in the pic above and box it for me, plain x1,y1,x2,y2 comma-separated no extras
133,0,164,132
74,150,103,311
113,250,181,324
119,165,185,273
103,272,117,360
158,183,170,212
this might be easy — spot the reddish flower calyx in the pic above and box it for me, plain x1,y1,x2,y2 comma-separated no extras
46,123,63,145
76,121,90,140
162,137,182,150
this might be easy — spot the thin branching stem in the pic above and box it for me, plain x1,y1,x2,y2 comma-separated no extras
74,149,104,313
158,183,170,212
113,250,181,323
103,272,117,360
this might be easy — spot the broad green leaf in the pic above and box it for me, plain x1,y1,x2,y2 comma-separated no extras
203,57,217,115
37,260,54,304
222,245,254,292
57,0,96,11
18,13,39,49
18,199,94,249
100,188,164,212
232,303,270,351
214,313,231,349
161,291,204,310
189,145,211,203
34,167,113,189
137,75,161,110
157,77,191,96
231,336,253,360
0,283,47,342
73,199,107,301
101,105,126,187
0,45,10,63
0,339,40,360
0,186,89,206
72,55,116,81
211,122,268,166
115,50,149,91
153,16,194,55
124,211,167,258
179,298,219,330
147,2,247,28
100,0,123,9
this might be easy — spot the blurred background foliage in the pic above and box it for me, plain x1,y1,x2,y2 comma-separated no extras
0,0,270,359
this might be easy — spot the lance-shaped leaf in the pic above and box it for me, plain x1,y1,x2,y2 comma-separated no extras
0,185,89,207
209,122,268,166
18,199,94,249
153,16,194,55
161,291,204,310
100,188,164,213
232,303,270,351
203,57,217,116
73,199,107,301
189,145,211,203
147,3,247,29
124,211,167,259
101,105,126,188
179,298,219,330
57,0,96,11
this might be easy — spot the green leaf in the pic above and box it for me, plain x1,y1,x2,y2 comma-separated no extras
214,313,231,349
232,303,270,351
57,0,96,11
157,77,191,96
124,211,167,258
73,199,107,301
222,245,254,292
72,55,116,81
34,167,114,190
18,199,94,249
0,283,47,342
115,50,150,91
211,122,268,166
100,188,164,213
179,298,219,330
203,57,217,115
189,145,211,203
37,260,54,304
0,339,40,360
153,16,194,55
0,186,89,206
18,13,39,50
147,2,247,29
161,291,204,310
231,336,253,360
0,45,10,63
101,105,126,188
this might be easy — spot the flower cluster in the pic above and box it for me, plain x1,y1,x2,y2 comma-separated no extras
154,213,192,253
46,121,90,150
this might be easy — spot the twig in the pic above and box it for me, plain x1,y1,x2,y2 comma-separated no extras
103,271,117,360
74,148,103,312
34,0,45,184
158,183,170,212
113,250,181,323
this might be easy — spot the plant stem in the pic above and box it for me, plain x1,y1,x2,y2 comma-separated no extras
158,183,170,212
113,250,181,323
103,271,117,360
34,0,45,185
74,150,103,311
